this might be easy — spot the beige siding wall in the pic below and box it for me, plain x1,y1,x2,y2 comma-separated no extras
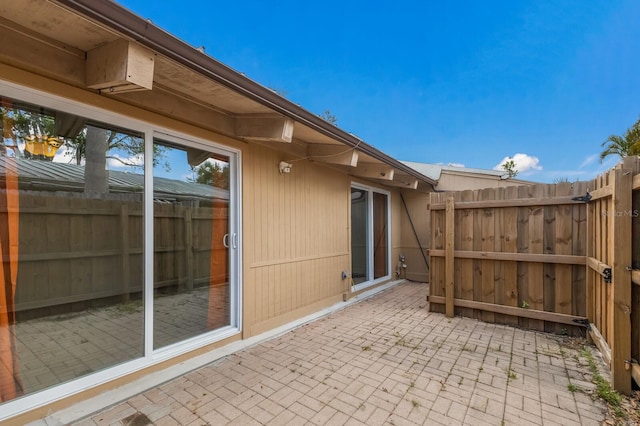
437,172,530,191
1,62,408,342
243,145,352,336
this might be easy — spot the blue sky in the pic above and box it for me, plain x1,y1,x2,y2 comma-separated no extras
119,0,640,182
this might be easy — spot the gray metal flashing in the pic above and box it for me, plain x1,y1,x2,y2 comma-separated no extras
52,0,436,187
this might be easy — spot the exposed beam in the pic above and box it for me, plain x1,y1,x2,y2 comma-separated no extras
350,162,394,180
383,174,418,190
117,87,236,136
0,19,85,86
308,144,358,167
235,115,294,143
86,39,155,93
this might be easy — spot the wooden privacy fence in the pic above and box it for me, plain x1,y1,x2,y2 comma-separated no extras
428,182,589,332
428,157,640,394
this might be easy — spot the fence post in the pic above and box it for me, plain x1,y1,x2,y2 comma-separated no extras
610,167,632,394
586,177,596,342
445,196,455,317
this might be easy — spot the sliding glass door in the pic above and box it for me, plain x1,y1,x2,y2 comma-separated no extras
351,184,390,287
152,138,238,350
0,83,241,415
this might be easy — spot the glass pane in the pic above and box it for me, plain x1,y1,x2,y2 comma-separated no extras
373,192,388,279
1,96,144,404
153,142,230,349
351,188,368,284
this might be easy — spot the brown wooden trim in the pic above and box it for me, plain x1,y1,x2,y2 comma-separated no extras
428,249,585,265
427,295,588,326
429,196,579,210
632,270,640,287
590,186,613,201
633,174,640,191
589,324,612,368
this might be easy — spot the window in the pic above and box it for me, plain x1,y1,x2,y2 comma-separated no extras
1,95,145,401
350,184,390,288
152,141,234,349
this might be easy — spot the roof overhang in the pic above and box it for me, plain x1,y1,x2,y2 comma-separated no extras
0,0,436,189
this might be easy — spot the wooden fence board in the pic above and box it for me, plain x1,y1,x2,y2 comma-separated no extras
543,184,556,332
554,184,573,333
517,185,531,329
429,196,582,210
428,295,587,326
481,188,495,323
503,185,519,326
528,184,545,331
459,190,475,318
493,187,505,324
473,194,483,321
428,250,585,264
633,283,640,368
445,197,455,317
573,181,588,318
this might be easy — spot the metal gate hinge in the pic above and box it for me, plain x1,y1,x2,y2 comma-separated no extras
572,318,591,330
571,192,592,203
603,268,612,283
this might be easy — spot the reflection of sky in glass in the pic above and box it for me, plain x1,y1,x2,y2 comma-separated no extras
153,147,191,182
153,148,228,184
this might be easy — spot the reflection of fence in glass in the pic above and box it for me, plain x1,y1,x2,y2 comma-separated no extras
152,142,231,350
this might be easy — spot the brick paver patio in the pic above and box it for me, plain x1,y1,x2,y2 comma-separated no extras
37,281,608,425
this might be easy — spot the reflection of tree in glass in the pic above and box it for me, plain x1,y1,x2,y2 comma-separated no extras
190,161,229,189
1,106,167,170
2,107,59,160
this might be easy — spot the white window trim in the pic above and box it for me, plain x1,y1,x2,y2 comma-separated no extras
0,79,243,421
350,183,392,292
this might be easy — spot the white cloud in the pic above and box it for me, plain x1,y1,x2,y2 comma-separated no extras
493,153,542,175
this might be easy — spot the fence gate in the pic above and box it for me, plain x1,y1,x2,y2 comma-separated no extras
586,156,640,394
427,156,640,394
